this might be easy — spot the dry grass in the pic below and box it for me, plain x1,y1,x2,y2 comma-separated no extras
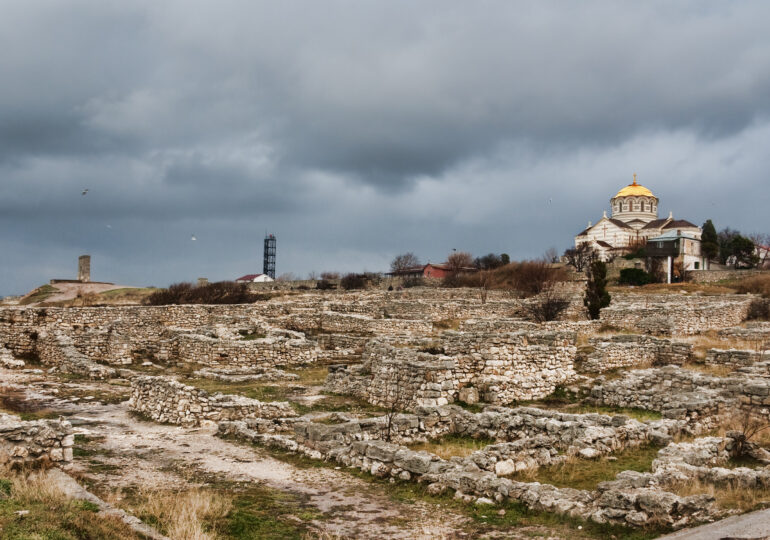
0,465,140,539
289,366,330,386
512,444,662,491
680,332,760,360
683,363,735,377
135,488,232,540
409,435,495,459
670,478,770,511
432,318,461,331
730,274,770,298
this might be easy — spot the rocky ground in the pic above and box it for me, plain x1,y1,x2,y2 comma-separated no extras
1,367,587,539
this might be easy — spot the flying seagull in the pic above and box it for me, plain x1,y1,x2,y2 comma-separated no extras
81,189,89,196
191,235,197,241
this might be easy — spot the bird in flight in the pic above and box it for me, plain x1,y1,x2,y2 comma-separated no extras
82,189,89,196
191,235,197,241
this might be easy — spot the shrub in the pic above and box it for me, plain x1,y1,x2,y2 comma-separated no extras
144,281,259,305
315,279,337,290
746,299,770,321
618,268,652,286
522,288,571,322
401,277,424,288
340,273,369,290
487,261,568,296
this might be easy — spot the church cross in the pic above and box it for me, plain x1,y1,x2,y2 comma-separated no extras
633,173,637,185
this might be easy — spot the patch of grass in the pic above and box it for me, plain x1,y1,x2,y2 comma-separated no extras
455,401,485,414
670,477,770,511
409,434,495,459
0,468,141,539
432,318,461,331
292,393,387,415
512,444,662,491
96,287,159,304
238,330,267,340
19,284,60,305
286,366,329,386
184,378,293,402
683,362,735,377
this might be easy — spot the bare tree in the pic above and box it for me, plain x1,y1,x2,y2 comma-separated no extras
446,251,474,272
728,410,770,457
543,247,559,264
320,271,340,280
275,272,296,282
479,270,491,304
522,285,571,322
380,366,415,442
390,252,422,273
307,271,318,280
563,244,597,272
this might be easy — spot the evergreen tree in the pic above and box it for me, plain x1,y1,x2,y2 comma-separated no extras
584,260,611,320
701,220,719,261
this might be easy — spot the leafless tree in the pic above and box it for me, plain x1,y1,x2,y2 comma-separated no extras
543,247,559,264
275,272,296,282
522,285,571,322
479,271,491,304
446,251,474,272
728,409,770,456
320,271,340,280
563,244,597,272
390,252,422,273
380,366,415,442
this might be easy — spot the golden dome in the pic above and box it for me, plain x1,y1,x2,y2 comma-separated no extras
614,174,654,198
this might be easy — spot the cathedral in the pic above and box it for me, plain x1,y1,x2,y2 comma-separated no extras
575,175,703,265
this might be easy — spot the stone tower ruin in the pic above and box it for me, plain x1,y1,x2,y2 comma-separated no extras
78,255,91,283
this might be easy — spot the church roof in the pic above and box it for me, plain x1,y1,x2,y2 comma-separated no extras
663,219,698,229
614,174,654,198
642,218,670,230
607,218,633,229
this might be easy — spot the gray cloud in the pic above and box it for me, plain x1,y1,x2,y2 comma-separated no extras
2,0,770,295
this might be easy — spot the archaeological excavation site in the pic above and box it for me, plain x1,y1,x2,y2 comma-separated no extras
1,281,770,539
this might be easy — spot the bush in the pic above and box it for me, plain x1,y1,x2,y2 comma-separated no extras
618,268,652,286
401,277,424,288
144,281,260,305
340,273,368,290
487,261,568,296
522,289,571,322
746,299,770,321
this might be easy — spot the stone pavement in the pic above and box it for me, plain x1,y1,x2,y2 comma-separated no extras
659,507,770,540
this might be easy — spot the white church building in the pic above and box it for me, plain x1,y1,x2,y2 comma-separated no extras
575,175,708,272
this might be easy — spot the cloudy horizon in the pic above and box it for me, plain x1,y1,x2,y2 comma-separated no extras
2,0,770,296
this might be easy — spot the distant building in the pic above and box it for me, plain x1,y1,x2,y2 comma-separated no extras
575,174,703,264
235,273,274,283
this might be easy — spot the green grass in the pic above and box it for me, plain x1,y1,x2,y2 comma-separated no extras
292,392,388,415
512,444,662,491
19,284,60,305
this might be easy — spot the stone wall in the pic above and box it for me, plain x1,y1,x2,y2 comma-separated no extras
688,269,767,283
599,294,752,335
580,334,692,372
326,330,577,407
705,348,766,367
0,413,74,467
128,375,296,427
219,405,714,529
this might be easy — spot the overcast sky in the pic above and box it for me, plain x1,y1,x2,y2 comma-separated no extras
2,1,770,295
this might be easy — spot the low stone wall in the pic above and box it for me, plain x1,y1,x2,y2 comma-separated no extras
600,294,752,335
128,376,296,427
581,334,692,372
688,269,767,283
326,330,577,407
0,413,74,467
589,364,770,427
219,405,714,529
173,333,318,367
705,348,765,367
36,331,118,379
718,322,770,341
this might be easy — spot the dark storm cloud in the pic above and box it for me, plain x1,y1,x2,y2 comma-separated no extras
2,0,770,295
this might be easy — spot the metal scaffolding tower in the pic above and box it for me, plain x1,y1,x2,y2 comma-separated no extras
263,234,276,279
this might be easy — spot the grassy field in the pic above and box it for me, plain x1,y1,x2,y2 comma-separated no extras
18,284,60,305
